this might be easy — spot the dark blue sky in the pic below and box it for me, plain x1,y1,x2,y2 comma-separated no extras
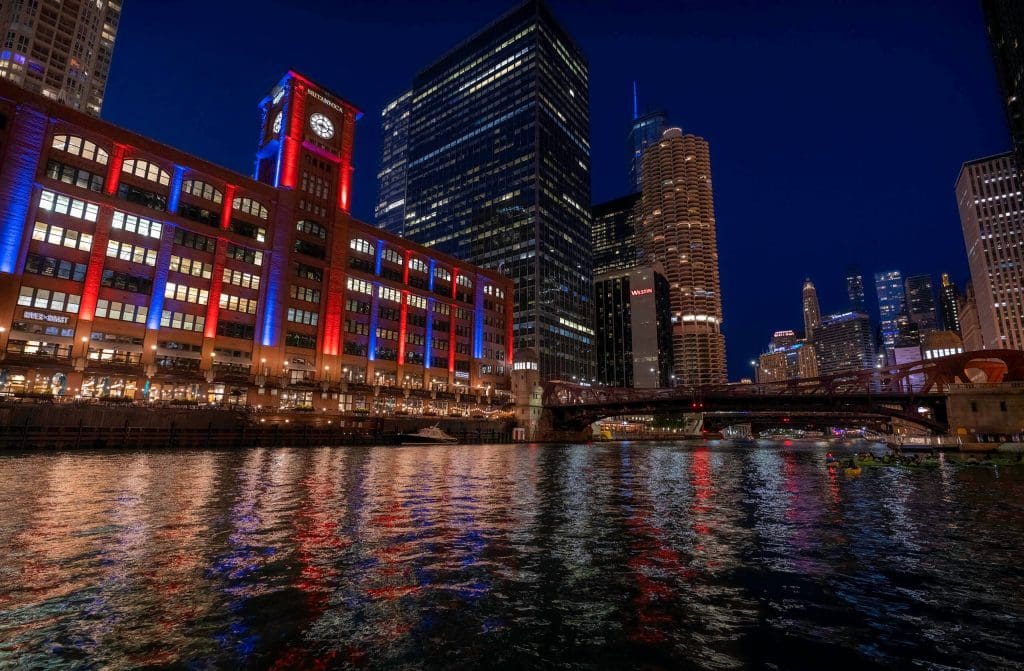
103,0,1007,380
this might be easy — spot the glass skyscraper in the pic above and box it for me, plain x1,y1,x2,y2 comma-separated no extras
627,85,668,193
591,193,641,275
904,273,939,335
397,0,593,381
374,90,411,236
874,270,907,354
846,267,866,313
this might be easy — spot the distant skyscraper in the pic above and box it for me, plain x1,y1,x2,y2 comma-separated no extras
956,153,1024,350
846,267,866,313
959,282,985,351
594,266,673,388
874,270,907,353
591,193,641,275
398,0,593,380
940,273,961,334
375,90,411,235
815,312,875,376
640,127,727,385
981,1,1024,171
0,1,121,115
757,332,817,382
802,278,821,341
627,83,668,193
904,274,939,334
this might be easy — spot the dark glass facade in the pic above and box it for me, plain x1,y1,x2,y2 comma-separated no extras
845,267,866,313
374,90,411,236
594,267,673,388
627,109,668,193
982,0,1024,171
874,270,907,353
815,312,875,376
399,0,593,381
591,192,640,275
904,273,939,334
940,273,961,334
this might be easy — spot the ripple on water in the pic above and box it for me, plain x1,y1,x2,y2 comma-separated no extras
0,443,1022,669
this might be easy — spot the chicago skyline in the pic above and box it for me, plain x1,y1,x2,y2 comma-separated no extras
97,1,1007,380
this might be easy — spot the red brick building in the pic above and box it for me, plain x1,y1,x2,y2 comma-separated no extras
0,72,513,412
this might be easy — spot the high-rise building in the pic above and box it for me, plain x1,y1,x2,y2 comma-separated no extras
814,312,875,376
756,333,817,383
639,127,726,386
959,282,985,351
0,74,513,407
904,273,939,334
846,267,866,313
592,192,641,275
627,83,668,193
956,153,1024,350
874,270,907,353
981,1,1024,171
397,0,592,381
594,266,673,388
374,90,411,236
940,273,961,335
0,1,121,116
802,278,821,341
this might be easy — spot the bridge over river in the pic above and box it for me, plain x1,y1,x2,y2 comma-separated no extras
537,350,1024,440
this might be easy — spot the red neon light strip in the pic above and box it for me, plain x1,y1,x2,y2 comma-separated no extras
448,268,458,373
280,79,306,189
104,144,126,196
398,290,408,365
77,206,115,322
338,163,352,213
203,184,235,339
402,250,410,285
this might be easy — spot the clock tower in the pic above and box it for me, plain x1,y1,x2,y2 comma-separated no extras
254,70,360,213
253,71,362,362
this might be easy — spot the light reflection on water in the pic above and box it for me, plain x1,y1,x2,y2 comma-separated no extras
0,442,1023,669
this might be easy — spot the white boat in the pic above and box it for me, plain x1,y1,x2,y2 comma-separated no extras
400,425,458,445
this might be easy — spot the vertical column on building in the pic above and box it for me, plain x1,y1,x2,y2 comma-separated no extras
141,165,185,395
72,143,127,387
0,105,47,355
397,249,411,387
449,268,458,389
471,275,484,391
368,286,380,385
201,184,236,374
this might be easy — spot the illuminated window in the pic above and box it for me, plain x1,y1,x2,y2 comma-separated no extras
378,286,401,303
224,268,261,290
434,266,452,282
160,310,205,332
346,277,372,294
17,286,81,313
286,307,319,326
232,197,269,220
226,243,263,266
168,255,212,279
122,158,171,186
105,240,157,266
409,258,428,274
51,135,109,164
111,211,162,239
218,293,258,314
296,219,327,239
382,248,403,265
95,299,147,324
350,238,374,255
182,180,223,204
32,222,92,251
37,190,99,222
164,282,209,305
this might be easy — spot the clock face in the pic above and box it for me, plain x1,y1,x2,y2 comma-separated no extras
309,112,335,139
272,111,282,134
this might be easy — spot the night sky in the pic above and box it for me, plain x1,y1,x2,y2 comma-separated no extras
103,0,1007,381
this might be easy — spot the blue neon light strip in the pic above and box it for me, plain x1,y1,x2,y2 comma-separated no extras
473,280,484,359
374,242,383,276
146,223,176,330
0,108,46,273
428,259,435,292
425,297,434,369
367,287,379,361
166,165,185,214
261,248,284,347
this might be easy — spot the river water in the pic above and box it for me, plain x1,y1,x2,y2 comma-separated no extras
0,442,1022,670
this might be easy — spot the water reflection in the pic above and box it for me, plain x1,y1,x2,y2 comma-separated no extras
0,442,1022,669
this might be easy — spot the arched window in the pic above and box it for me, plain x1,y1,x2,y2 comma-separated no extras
51,135,109,164
457,274,473,288
434,266,451,282
232,197,269,220
381,248,403,265
122,158,171,186
409,258,428,274
350,238,374,255
182,180,223,204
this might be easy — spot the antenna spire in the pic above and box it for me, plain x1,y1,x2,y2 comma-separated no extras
632,80,639,120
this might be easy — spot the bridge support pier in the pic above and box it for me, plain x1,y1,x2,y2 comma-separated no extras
534,408,593,443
